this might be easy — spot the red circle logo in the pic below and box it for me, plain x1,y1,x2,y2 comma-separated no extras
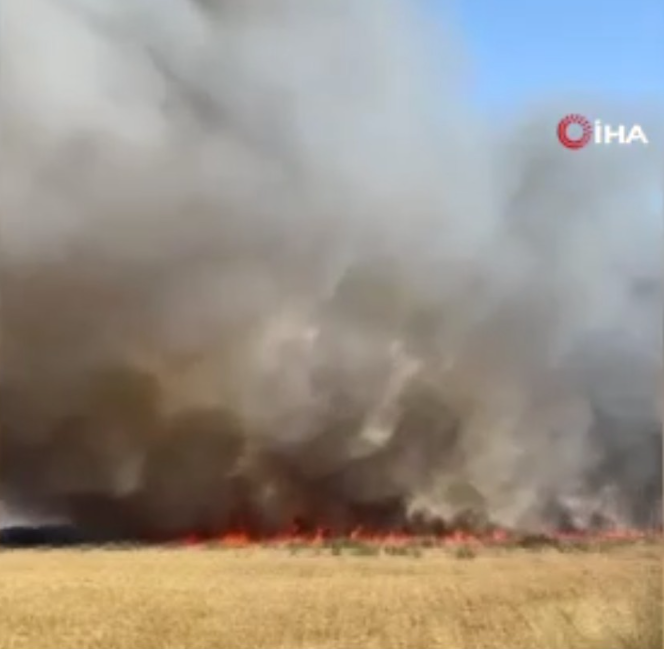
557,114,593,150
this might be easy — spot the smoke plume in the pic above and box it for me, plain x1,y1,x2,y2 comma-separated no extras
0,0,661,538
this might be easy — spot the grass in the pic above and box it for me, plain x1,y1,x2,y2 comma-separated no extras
0,541,660,649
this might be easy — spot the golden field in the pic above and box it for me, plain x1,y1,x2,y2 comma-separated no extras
0,542,661,649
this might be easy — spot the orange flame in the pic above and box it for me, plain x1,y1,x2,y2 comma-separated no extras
177,523,661,549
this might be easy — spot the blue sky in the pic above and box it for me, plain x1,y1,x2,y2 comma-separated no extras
445,0,663,110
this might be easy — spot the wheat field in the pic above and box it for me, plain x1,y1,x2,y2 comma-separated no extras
0,543,661,649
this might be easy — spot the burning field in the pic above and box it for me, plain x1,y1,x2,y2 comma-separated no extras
0,0,661,645
1,524,661,648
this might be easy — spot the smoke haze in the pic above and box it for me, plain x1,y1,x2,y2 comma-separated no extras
0,0,661,538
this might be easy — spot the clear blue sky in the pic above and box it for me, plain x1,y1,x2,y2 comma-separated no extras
442,0,663,110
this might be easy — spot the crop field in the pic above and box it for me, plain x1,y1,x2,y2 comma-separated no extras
0,539,661,649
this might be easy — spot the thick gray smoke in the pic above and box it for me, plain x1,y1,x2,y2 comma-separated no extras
0,0,661,538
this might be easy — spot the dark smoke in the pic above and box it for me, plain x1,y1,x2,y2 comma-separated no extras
0,0,661,539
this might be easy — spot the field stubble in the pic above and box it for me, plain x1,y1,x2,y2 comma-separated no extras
0,541,661,649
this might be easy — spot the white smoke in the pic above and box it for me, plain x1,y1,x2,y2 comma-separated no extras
0,0,661,536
